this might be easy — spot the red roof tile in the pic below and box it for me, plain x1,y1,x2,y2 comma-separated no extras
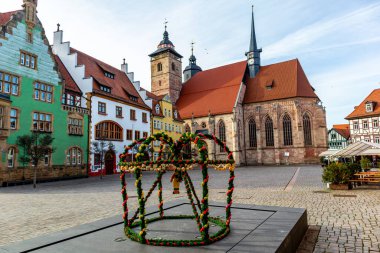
0,10,19,26
244,59,318,103
332,124,350,139
70,48,149,110
176,61,247,119
54,55,81,93
346,89,380,120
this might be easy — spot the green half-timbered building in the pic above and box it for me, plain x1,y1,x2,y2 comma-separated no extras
0,0,89,185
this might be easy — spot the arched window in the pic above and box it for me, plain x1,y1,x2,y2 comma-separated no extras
171,62,176,71
303,114,312,146
283,114,293,146
265,117,274,147
248,119,257,148
218,120,226,152
66,147,82,166
95,121,123,141
155,104,160,114
7,147,15,168
157,63,163,72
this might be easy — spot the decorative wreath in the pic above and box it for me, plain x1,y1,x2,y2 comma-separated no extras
119,132,235,247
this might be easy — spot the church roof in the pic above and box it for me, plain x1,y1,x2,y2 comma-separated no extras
176,61,247,119
54,55,82,94
0,10,19,26
69,48,150,110
331,124,350,140
176,59,319,119
345,88,380,120
244,59,318,103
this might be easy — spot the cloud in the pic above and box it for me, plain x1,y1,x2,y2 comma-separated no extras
263,2,380,60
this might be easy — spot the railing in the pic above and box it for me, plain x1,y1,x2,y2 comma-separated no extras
62,105,90,115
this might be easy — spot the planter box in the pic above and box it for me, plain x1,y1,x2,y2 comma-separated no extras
329,183,351,190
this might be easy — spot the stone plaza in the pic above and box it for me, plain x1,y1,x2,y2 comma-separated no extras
1,165,380,252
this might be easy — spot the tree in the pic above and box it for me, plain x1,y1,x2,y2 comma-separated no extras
16,132,55,188
90,140,115,179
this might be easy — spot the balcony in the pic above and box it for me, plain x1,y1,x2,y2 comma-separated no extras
62,105,90,115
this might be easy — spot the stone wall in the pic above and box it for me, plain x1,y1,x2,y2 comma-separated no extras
0,164,87,186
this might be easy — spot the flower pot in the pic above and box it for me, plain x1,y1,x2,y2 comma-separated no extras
329,183,351,190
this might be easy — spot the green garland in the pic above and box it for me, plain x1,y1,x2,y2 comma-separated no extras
119,132,235,247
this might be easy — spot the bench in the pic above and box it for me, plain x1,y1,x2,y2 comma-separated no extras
350,172,380,187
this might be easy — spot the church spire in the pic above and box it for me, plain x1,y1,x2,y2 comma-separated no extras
246,5,262,78
183,41,202,82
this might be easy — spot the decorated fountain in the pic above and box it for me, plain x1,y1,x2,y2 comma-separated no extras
119,132,235,247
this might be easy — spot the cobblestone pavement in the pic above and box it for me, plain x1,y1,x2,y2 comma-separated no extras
1,165,380,253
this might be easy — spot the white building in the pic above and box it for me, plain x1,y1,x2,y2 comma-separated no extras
52,27,151,176
346,89,380,144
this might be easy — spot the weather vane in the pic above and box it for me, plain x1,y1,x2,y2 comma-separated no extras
164,18,168,31
191,41,195,55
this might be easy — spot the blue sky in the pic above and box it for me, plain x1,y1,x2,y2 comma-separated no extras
2,0,380,127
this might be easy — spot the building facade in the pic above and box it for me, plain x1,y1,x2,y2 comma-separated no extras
149,9,328,165
0,1,89,185
52,28,151,176
346,89,380,144
147,92,184,159
328,124,350,149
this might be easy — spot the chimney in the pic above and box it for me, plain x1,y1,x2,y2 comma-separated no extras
121,58,128,74
53,23,63,51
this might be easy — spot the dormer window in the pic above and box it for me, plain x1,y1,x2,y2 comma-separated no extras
265,80,274,90
366,102,373,112
174,110,178,118
100,85,111,93
155,104,160,114
104,71,115,79
129,95,138,102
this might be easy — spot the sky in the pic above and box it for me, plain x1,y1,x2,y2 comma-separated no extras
1,0,380,128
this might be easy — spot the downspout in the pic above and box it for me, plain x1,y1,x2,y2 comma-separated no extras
85,93,92,178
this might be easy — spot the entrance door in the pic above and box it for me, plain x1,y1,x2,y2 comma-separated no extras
105,150,115,175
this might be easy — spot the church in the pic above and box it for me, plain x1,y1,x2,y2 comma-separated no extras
148,9,328,165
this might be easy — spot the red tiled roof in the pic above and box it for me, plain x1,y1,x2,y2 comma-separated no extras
70,48,149,110
244,59,318,103
332,124,350,139
0,10,19,26
146,91,164,117
345,89,380,120
176,61,247,119
54,55,81,93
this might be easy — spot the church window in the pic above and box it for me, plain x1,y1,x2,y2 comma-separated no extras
157,63,163,72
265,116,274,147
171,62,176,71
303,114,312,146
95,121,123,141
248,119,257,148
218,120,226,152
283,114,293,146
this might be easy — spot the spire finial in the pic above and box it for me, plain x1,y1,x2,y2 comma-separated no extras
191,41,195,55
123,58,126,65
164,18,168,32
57,23,60,32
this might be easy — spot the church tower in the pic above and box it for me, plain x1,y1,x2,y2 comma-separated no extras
149,23,183,104
246,6,262,78
22,0,38,28
183,42,202,82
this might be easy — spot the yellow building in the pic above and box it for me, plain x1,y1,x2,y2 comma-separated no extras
147,92,184,160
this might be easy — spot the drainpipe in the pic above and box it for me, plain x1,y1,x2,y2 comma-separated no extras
82,93,92,178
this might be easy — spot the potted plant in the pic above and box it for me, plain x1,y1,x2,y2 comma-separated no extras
322,163,352,190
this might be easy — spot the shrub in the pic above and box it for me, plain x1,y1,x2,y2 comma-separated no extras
360,157,371,170
322,163,351,184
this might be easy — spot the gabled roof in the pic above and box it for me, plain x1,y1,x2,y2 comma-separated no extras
244,59,318,103
176,61,247,119
345,89,380,120
54,55,81,94
146,91,183,122
69,48,150,110
0,10,19,26
331,124,350,140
